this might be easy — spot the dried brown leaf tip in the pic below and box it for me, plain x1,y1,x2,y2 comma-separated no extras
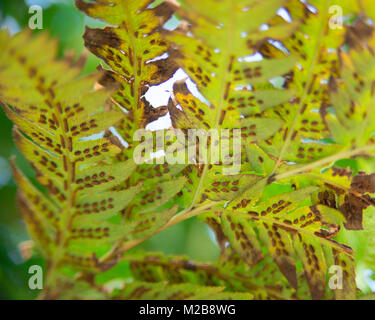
345,19,374,49
141,98,169,126
340,172,375,230
312,167,375,231
76,0,179,135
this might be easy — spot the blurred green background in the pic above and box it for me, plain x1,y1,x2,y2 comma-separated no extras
0,0,374,300
0,0,219,299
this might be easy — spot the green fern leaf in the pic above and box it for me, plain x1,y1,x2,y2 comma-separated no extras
75,0,178,139
0,31,141,278
166,0,297,208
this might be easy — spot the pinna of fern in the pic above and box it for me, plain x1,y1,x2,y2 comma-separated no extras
74,0,191,256
0,29,174,297
75,0,179,149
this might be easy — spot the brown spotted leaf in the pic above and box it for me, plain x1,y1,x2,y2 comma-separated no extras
220,186,356,299
166,0,297,208
0,31,139,269
256,0,346,169
76,0,179,139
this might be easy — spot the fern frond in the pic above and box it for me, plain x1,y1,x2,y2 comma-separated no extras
166,0,298,207
0,31,143,283
75,0,190,247
328,24,375,148
220,184,358,298
75,0,178,141
252,0,344,170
